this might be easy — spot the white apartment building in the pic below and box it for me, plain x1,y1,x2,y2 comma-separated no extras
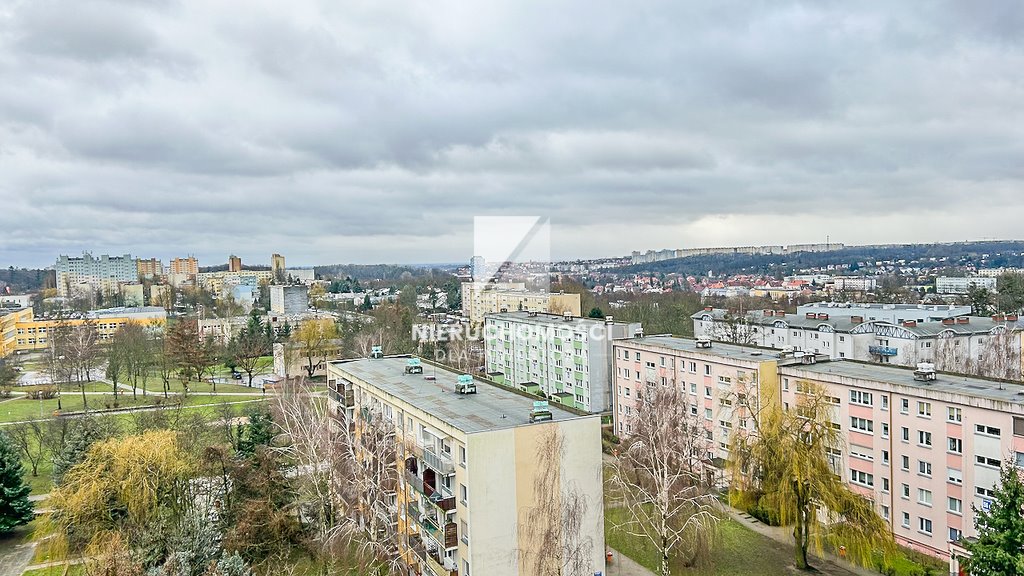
326,357,605,576
797,303,971,324
270,284,309,314
483,311,642,413
831,277,878,292
936,276,997,295
461,282,581,326
55,253,137,298
693,308,1023,379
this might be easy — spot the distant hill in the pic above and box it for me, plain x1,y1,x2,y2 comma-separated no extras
314,263,453,281
612,241,1024,277
0,267,53,293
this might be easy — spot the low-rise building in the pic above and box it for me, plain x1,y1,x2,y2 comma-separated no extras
797,303,971,324
196,270,273,296
326,356,605,576
1,308,33,357
483,311,641,413
270,285,309,315
13,307,166,352
461,282,581,326
692,308,1023,380
0,294,33,309
123,284,145,307
936,276,997,295
831,277,878,292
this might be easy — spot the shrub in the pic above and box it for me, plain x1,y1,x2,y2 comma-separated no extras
0,387,12,399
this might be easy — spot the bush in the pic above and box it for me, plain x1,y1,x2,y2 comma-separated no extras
0,387,12,399
872,548,947,576
26,386,58,400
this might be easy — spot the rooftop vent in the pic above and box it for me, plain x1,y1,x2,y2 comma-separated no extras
455,374,477,395
942,318,955,325
806,313,816,319
801,354,817,364
817,313,829,320
913,362,936,382
529,400,553,423
404,357,423,374
696,339,712,349
851,315,864,324
633,328,644,338
370,345,383,359
563,311,573,321
903,320,917,327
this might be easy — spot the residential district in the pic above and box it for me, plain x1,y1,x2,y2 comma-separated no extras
1,242,1024,576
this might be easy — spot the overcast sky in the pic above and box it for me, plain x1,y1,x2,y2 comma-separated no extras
1,1,1023,268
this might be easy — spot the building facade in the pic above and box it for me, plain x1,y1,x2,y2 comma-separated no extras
326,357,605,576
936,276,997,295
0,294,33,309
796,303,971,324
168,257,199,276
270,285,309,314
228,255,242,272
271,253,286,280
12,307,166,352
692,308,1023,379
196,270,273,296
55,253,137,298
483,311,641,413
1,308,33,357
461,282,581,326
611,335,1024,568
136,258,162,279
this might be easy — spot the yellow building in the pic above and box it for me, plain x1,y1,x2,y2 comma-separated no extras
1,308,33,357
168,257,199,276
461,282,582,326
12,307,167,352
136,258,162,278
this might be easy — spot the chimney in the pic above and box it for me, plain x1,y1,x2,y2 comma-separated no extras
806,312,816,319
1008,314,1019,322
957,317,969,324
942,318,955,325
704,306,713,312
851,315,864,324
992,314,1004,322
817,313,829,320
765,310,774,317
777,310,786,317
903,320,917,327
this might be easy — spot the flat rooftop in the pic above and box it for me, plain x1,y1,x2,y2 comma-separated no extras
486,311,633,327
331,357,592,434
782,360,1024,406
623,335,776,363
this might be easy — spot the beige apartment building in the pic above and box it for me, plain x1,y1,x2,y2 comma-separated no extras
168,257,199,276
326,357,605,576
612,336,1024,570
461,282,581,326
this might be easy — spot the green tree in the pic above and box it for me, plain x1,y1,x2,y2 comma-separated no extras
236,408,275,457
0,361,18,389
732,381,894,570
360,294,372,311
996,272,1024,313
962,463,1024,576
0,430,34,533
52,415,119,485
587,307,605,319
968,285,995,316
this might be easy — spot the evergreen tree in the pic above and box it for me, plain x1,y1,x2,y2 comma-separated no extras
963,463,1024,576
0,431,34,533
236,408,275,457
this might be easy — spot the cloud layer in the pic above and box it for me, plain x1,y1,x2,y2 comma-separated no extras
1,0,1023,267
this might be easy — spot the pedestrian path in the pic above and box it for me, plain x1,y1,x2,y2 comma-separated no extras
605,547,657,576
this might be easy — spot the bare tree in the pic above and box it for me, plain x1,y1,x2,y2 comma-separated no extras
708,312,757,346
272,377,401,572
609,383,720,576
8,420,50,477
518,426,595,576
976,327,1021,381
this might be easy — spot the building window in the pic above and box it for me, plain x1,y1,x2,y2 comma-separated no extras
882,477,890,492
948,497,962,514
917,401,931,417
783,378,789,391
901,455,910,471
976,424,1001,437
950,527,963,542
850,469,874,487
704,386,712,398
948,437,962,454
460,484,468,505
918,489,932,506
635,352,641,361
919,517,932,535
918,431,932,447
850,417,873,433
880,395,888,410
948,407,963,423
901,427,909,442
901,483,910,499
882,450,889,465
705,409,712,420
463,560,471,575
919,461,932,477
976,455,1001,468
882,423,889,438
704,364,711,375
850,390,873,406
690,382,697,394
459,446,467,467
1014,417,1024,437
901,512,910,528
900,398,909,414
460,519,470,544
948,467,963,485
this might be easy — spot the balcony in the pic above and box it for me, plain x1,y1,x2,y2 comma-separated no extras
422,445,456,475
405,471,425,495
420,513,459,550
868,345,898,356
425,551,457,576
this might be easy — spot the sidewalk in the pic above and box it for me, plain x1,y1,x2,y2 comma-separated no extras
606,547,657,576
723,505,877,576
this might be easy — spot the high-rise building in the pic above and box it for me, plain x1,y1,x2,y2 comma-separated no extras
228,255,242,272
136,258,162,279
55,253,137,298
483,311,641,413
270,285,309,314
326,356,605,576
168,257,199,276
271,253,286,280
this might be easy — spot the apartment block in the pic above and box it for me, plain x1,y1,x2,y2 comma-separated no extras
136,258,162,279
936,276,997,295
461,282,581,326
12,307,166,352
270,285,308,314
611,337,781,484
196,270,273,296
483,311,641,413
228,255,242,272
1,307,33,357
325,357,605,576
779,361,1024,568
168,257,199,276
55,253,137,298
693,308,1023,379
271,253,286,279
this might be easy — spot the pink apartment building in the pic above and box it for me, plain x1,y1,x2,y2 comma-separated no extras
612,336,1024,573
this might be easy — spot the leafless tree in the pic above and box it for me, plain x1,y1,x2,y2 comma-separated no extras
976,328,1021,380
271,377,401,572
7,420,50,477
708,312,757,346
933,333,973,375
609,383,720,576
518,426,595,576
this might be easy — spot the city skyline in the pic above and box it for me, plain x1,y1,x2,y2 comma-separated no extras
2,1,1024,267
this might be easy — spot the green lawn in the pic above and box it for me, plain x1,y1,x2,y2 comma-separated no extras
133,370,269,395
0,394,162,423
23,567,86,576
16,381,113,393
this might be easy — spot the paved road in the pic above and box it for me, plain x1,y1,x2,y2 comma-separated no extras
606,547,656,576
0,537,35,576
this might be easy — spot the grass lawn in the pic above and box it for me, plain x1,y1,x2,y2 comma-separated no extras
0,394,162,423
23,567,86,576
134,371,268,395
16,381,113,393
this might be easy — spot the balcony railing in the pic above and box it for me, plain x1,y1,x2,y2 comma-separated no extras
425,551,457,576
422,445,456,475
405,471,424,495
